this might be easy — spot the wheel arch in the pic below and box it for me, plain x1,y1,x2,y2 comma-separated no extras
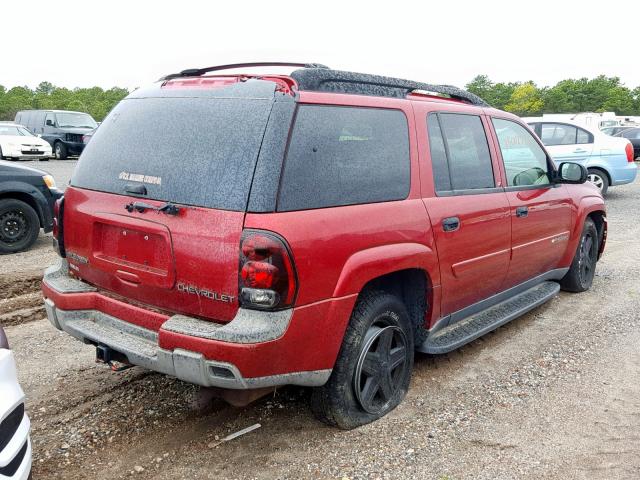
358,268,433,344
561,197,606,265
0,186,46,228
586,165,612,186
332,243,440,344
587,209,607,259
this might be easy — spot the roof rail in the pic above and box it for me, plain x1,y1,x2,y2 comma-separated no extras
161,62,330,81
290,68,489,106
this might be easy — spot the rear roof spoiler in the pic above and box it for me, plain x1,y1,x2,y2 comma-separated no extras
161,62,329,81
160,63,488,106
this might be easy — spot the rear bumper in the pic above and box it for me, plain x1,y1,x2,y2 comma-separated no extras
609,161,638,186
43,261,356,389
61,141,85,156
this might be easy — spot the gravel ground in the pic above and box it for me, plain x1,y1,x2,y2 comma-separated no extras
1,171,639,479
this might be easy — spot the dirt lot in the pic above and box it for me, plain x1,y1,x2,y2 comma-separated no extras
2,163,639,479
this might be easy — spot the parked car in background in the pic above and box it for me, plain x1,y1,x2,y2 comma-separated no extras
603,127,640,160
14,110,98,160
0,160,62,253
44,63,606,429
0,326,32,479
525,119,637,194
0,122,52,161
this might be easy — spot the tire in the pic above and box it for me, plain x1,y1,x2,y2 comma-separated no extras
0,199,40,254
560,218,598,293
310,290,414,429
54,142,68,160
587,168,609,195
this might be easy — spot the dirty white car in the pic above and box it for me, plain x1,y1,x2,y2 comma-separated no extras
0,326,31,480
0,123,52,161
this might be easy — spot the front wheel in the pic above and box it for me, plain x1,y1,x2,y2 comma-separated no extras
560,218,599,292
310,290,414,429
54,142,68,160
587,168,609,195
0,199,40,254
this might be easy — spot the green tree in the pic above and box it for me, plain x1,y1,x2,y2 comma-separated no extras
600,86,634,115
465,75,518,109
505,83,544,116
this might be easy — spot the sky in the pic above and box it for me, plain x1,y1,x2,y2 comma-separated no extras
3,0,639,91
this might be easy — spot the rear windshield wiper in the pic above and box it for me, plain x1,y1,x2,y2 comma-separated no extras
125,201,181,216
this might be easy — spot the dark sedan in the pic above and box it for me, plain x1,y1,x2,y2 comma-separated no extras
603,127,640,160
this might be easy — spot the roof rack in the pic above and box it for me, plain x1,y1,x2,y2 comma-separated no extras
290,68,488,106
161,62,330,81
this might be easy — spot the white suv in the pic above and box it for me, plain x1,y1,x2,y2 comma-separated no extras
0,327,31,480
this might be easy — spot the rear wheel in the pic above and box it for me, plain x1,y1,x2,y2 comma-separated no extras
0,199,40,254
560,218,598,292
54,142,68,160
310,290,414,429
587,168,609,195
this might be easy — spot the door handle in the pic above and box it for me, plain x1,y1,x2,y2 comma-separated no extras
515,206,529,218
573,148,587,153
442,216,460,232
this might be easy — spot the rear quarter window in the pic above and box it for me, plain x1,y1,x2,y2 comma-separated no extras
277,105,410,211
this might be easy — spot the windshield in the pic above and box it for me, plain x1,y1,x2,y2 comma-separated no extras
55,112,98,128
0,125,35,136
72,96,274,211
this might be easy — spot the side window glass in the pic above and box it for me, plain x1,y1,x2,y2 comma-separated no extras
576,128,591,144
492,118,551,187
540,123,577,146
622,129,640,140
278,105,410,211
45,113,55,127
437,113,495,190
427,114,451,192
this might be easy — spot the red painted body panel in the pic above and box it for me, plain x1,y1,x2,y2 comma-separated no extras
501,186,573,287
421,194,511,315
62,187,243,323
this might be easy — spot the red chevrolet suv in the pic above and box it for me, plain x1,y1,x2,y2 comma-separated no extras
42,63,606,429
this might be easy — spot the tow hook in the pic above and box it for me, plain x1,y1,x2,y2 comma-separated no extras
95,345,134,372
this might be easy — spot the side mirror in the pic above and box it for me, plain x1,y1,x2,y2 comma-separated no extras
556,162,587,184
46,119,54,127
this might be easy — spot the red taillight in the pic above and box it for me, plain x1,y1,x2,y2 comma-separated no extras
53,197,65,257
625,142,634,162
239,230,296,310
241,261,279,288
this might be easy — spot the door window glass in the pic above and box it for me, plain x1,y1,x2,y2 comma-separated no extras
493,118,551,187
540,123,577,146
429,113,495,191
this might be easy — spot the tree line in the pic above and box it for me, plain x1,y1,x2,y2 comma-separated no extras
466,75,640,117
0,82,129,122
2,76,639,122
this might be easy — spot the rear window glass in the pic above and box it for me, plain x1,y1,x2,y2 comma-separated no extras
277,105,410,211
72,97,273,211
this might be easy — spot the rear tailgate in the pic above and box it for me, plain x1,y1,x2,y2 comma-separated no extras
62,187,244,322
62,80,278,324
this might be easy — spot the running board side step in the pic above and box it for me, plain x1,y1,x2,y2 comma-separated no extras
419,281,560,354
